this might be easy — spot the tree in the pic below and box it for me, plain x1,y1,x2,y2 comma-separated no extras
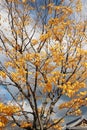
0,0,87,130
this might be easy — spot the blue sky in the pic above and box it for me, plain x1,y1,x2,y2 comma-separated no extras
0,85,12,103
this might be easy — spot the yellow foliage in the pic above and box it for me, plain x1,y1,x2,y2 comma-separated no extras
53,124,62,130
45,82,52,92
21,122,32,128
60,82,86,98
40,33,49,42
76,0,82,12
0,103,20,129
5,61,15,68
11,123,16,127
84,62,87,68
0,122,5,127
7,0,20,3
22,0,27,3
31,0,35,2
0,0,87,129
75,109,82,116
0,103,20,116
43,82,52,93
80,91,87,96
0,71,6,79
31,39,38,45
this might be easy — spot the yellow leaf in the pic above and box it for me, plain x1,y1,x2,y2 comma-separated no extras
22,0,27,3
0,122,5,127
31,0,35,2
44,82,52,92
31,39,38,45
21,122,32,128
11,123,16,127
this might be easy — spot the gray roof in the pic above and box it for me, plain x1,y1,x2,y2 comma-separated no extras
67,126,87,130
65,116,87,130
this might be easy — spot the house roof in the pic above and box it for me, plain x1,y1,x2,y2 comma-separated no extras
65,116,87,129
